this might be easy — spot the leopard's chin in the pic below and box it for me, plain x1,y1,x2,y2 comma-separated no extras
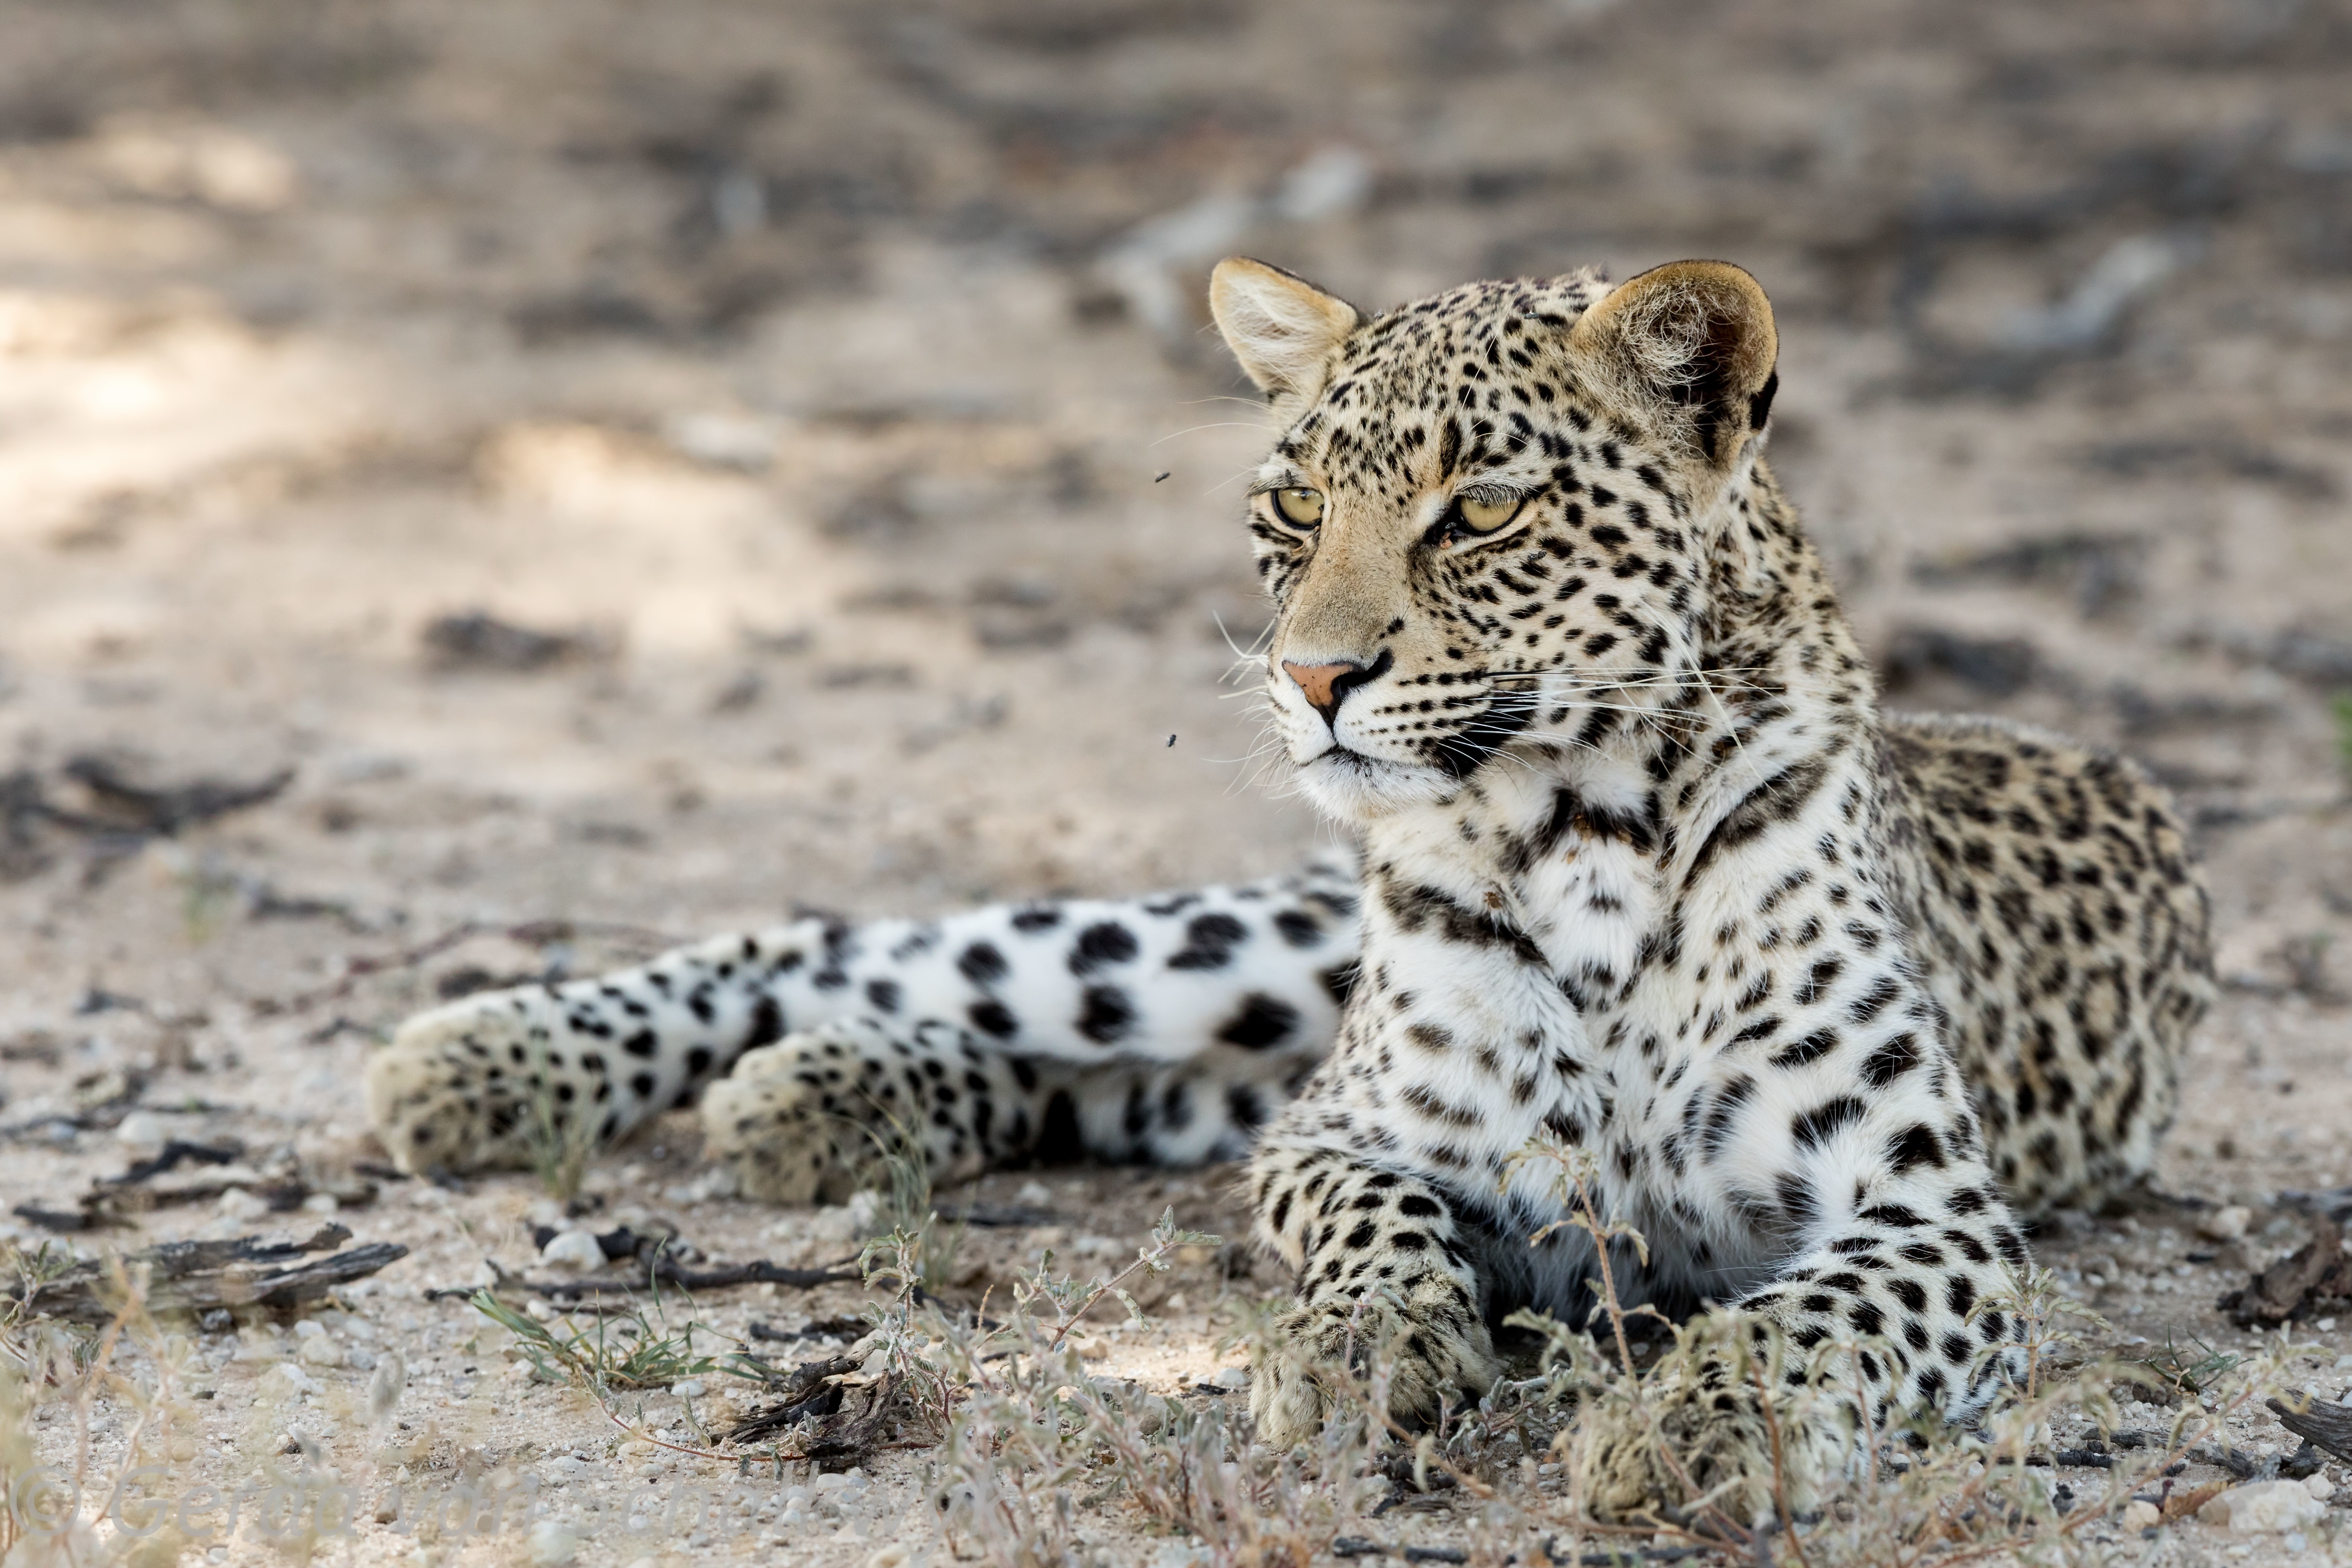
1291,746,1458,821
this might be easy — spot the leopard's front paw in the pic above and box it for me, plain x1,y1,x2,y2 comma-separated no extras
1574,1342,1849,1527
698,1021,897,1206
1248,1284,1498,1450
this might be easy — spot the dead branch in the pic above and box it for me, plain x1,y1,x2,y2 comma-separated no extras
22,1223,408,1325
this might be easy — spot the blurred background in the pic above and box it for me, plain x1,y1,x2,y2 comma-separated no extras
0,0,2348,1180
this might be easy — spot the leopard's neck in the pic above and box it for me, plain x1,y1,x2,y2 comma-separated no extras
1354,466,1886,1005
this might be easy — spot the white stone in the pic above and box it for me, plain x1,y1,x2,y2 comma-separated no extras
864,1548,912,1568
1213,1367,1248,1389
296,1334,345,1369
114,1111,166,1147
813,1473,852,1491
539,1230,606,1269
1014,1180,1054,1207
2199,1205,2253,1243
670,1379,706,1398
2198,1480,2326,1532
2123,1499,2160,1530
293,1319,325,1340
2305,1473,2335,1502
216,1187,268,1221
528,1521,579,1566
544,1456,588,1483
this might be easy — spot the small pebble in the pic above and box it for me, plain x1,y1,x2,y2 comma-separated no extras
114,1112,166,1147
540,1230,606,1269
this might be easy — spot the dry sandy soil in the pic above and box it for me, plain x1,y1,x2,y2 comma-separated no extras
4,0,2352,1563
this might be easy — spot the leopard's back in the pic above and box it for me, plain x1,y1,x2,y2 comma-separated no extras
1881,711,2212,1215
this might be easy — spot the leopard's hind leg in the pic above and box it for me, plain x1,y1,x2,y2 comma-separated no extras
703,1021,1318,1203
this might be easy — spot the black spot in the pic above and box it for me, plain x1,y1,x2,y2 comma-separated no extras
622,1030,658,1058
747,995,786,1049
1069,922,1139,977
1768,1029,1838,1068
1216,993,1298,1050
629,1071,657,1099
685,1047,713,1077
1075,985,1135,1045
958,941,1010,986
1861,1034,1923,1088
1169,912,1249,971
1010,906,1063,932
1887,1123,1946,1172
865,978,902,1014
1793,1096,1866,1149
1272,909,1325,948
967,999,1020,1039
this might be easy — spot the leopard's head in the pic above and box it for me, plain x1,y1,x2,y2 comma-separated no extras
1209,257,1781,822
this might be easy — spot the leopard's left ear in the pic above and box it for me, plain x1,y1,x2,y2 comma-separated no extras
1568,260,1778,465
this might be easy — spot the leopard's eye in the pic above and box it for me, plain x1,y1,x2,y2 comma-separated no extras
1273,487,1325,528
1453,492,1525,536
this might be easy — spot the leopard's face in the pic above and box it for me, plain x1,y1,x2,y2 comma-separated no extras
1213,264,1781,822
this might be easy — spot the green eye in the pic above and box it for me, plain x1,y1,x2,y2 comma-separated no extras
1273,487,1325,528
1454,493,1524,536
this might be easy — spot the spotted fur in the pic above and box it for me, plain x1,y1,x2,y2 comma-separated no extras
364,255,2209,1517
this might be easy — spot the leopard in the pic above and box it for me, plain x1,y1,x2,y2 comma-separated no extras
364,254,2210,1521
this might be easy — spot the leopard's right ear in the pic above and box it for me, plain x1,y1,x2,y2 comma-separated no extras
1210,257,1361,402
1568,260,1778,468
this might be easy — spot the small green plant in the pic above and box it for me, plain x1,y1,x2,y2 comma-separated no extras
2123,1327,2240,1398
470,1285,727,1393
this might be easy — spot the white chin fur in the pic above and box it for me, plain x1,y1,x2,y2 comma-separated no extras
1292,749,1458,821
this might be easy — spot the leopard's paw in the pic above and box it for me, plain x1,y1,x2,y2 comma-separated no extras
1248,1283,1497,1450
1573,1340,1850,1527
365,989,584,1176
698,1019,901,1206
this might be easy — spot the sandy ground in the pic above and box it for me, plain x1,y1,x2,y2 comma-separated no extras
3,0,2352,1562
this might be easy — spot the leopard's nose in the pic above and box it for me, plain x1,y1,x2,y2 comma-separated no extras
1281,658,1377,729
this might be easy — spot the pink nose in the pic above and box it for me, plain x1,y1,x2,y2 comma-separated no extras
1282,659,1362,727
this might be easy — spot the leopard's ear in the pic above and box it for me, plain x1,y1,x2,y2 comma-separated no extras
1568,260,1779,465
1209,257,1362,401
